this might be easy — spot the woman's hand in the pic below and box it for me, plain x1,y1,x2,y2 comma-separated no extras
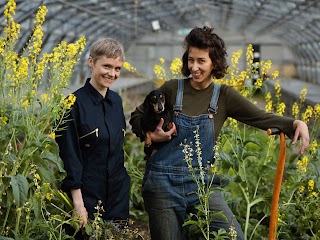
292,120,310,155
73,203,88,228
149,118,176,143
71,189,88,228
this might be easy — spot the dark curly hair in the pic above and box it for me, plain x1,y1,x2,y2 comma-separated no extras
181,26,228,79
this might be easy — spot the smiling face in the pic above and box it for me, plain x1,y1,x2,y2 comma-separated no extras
88,55,123,96
188,47,214,90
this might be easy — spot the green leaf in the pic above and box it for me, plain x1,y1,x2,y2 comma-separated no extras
30,141,44,149
40,151,65,173
289,153,299,163
183,220,199,226
243,151,260,160
0,236,15,240
219,151,237,169
244,137,264,148
10,174,29,207
33,197,42,219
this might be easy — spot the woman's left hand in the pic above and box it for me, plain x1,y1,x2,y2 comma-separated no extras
292,120,310,155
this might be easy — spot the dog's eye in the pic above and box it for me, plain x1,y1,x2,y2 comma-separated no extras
159,94,164,100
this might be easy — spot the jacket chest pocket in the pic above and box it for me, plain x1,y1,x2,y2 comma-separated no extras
79,127,99,149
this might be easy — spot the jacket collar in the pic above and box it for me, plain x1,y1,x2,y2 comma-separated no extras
84,78,113,104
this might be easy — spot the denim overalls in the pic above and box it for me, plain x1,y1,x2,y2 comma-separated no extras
142,79,244,240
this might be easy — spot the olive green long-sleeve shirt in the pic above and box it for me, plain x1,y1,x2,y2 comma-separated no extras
129,78,295,141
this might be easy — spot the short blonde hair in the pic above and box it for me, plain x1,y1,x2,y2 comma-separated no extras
89,37,125,62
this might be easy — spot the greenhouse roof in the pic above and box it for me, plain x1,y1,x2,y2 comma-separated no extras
1,0,320,70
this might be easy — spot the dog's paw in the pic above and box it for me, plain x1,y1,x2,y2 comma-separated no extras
145,131,152,147
168,122,177,136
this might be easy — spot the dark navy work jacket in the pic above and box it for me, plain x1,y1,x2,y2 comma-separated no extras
56,78,130,220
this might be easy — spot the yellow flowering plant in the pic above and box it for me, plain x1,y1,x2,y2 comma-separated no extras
0,0,86,238
213,46,320,239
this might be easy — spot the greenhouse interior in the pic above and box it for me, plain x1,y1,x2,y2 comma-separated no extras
1,0,320,239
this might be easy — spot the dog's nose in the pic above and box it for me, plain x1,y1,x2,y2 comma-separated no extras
158,103,163,111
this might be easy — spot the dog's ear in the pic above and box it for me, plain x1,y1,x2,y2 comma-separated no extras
143,92,151,113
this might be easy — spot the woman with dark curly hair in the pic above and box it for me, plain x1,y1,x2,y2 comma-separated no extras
130,26,309,240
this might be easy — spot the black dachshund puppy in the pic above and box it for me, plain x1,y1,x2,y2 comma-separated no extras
141,89,175,159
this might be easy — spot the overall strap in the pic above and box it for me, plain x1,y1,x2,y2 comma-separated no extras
208,84,221,114
173,79,184,112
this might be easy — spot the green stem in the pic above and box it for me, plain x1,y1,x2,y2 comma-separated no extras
253,177,261,199
239,186,266,240
15,207,21,235
24,211,30,235
1,204,11,234
205,196,210,240
249,214,267,240
239,184,250,240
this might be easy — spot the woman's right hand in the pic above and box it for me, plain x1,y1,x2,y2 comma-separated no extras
149,118,176,142
73,203,88,228
71,188,88,228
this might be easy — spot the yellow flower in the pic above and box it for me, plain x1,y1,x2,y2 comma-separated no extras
63,93,76,109
48,132,55,139
254,77,263,88
297,156,308,172
3,0,20,43
15,56,29,85
154,64,167,80
22,100,29,107
67,43,77,55
231,49,242,68
291,102,299,119
260,60,272,77
159,58,165,64
0,116,9,125
240,88,249,98
310,139,318,155
299,87,307,105
272,71,279,79
228,118,238,130
123,61,137,72
313,104,320,120
299,185,305,193
265,92,273,112
246,44,254,63
0,38,5,54
274,81,281,101
276,102,286,116
308,179,314,192
28,6,47,62
170,58,182,77
35,173,41,181
41,93,49,102
302,105,313,124
123,62,131,70
34,5,47,25
211,165,218,174
45,193,52,201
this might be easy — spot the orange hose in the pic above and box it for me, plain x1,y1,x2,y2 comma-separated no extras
268,132,286,240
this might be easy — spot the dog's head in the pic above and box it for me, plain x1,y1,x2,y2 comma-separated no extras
143,89,167,114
